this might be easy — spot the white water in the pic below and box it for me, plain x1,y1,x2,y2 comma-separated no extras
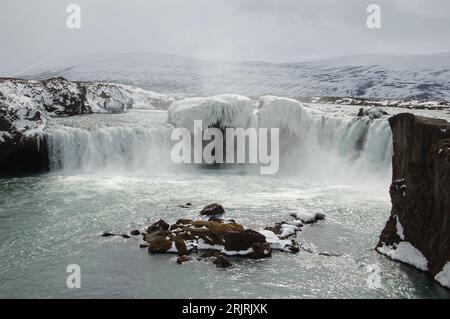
46,110,174,174
46,106,393,185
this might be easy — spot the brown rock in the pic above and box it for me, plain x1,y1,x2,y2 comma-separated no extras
208,216,223,223
192,220,210,228
148,236,173,254
223,229,266,252
200,203,225,216
130,229,141,236
147,219,170,233
213,255,232,268
175,219,193,225
249,243,272,259
174,236,188,256
144,229,168,243
200,250,222,258
177,255,193,264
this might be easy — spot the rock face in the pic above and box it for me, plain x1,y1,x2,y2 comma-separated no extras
0,77,173,176
377,113,450,289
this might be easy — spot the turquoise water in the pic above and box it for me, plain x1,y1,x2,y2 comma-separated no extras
1,108,449,298
1,172,449,298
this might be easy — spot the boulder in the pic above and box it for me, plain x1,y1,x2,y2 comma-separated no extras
148,236,173,254
357,107,388,119
200,203,225,216
174,236,189,256
213,256,233,268
177,255,193,264
249,243,272,259
101,232,115,237
147,219,170,233
223,229,266,252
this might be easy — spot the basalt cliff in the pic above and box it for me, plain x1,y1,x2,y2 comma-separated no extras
377,113,450,289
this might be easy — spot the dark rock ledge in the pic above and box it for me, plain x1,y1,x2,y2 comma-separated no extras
377,113,450,289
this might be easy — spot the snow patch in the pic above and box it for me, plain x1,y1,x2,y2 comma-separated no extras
395,215,405,240
377,242,428,271
434,262,450,288
291,210,325,224
257,229,294,250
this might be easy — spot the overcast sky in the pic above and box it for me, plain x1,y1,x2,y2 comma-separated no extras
1,0,449,74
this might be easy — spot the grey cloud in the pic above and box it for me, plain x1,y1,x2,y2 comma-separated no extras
0,0,449,74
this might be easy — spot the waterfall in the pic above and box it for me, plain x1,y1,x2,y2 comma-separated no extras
277,115,393,182
46,105,393,183
47,125,174,174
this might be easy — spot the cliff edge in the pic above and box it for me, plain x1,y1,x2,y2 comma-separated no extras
377,113,450,288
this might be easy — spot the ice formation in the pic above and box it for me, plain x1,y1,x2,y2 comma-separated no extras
167,94,256,132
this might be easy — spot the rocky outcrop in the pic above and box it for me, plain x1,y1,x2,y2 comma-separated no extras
0,98,49,175
0,77,174,176
377,113,450,289
102,202,330,268
356,107,388,119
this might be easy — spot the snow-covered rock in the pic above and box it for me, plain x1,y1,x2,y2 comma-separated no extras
0,77,175,175
377,242,429,271
167,94,255,132
435,262,450,289
257,95,322,136
257,229,297,252
83,82,175,112
357,107,388,119
290,210,326,224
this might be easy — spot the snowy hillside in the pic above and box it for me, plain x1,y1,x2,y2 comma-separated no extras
17,52,450,101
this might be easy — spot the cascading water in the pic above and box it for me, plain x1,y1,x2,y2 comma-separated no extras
277,115,393,182
47,126,173,173
256,96,393,183
45,110,174,174
45,105,392,185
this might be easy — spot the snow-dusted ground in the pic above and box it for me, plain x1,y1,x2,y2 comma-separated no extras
17,52,450,101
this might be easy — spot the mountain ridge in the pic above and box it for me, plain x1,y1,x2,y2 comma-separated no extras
17,52,450,101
